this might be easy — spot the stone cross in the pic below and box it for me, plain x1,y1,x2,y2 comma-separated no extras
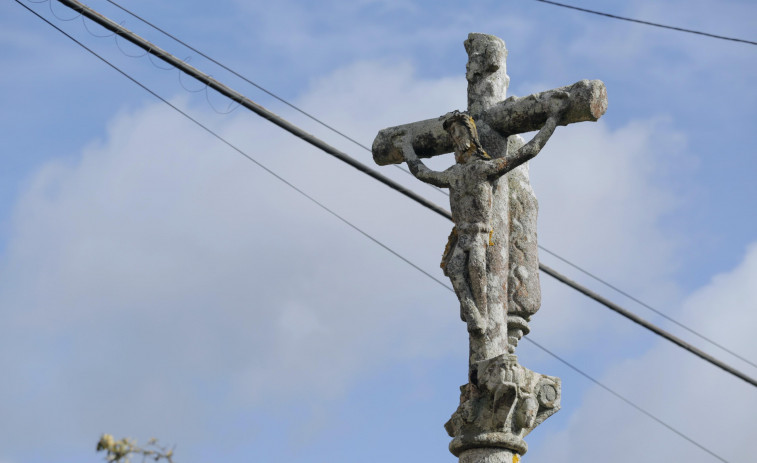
372,33,607,463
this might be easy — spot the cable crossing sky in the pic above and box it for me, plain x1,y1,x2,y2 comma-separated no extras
102,0,757,372
532,0,757,46
38,0,757,391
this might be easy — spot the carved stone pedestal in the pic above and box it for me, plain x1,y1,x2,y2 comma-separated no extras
445,354,560,459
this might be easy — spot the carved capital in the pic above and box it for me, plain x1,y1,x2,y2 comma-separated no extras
445,354,561,457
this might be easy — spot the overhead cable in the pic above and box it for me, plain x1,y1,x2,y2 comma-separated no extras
52,0,451,220
527,338,728,462
532,0,757,47
16,7,731,459
101,0,757,371
103,0,429,187
104,0,375,154
540,265,757,388
539,246,757,369
47,0,757,390
16,1,453,298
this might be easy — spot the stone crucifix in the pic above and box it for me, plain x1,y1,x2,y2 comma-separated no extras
372,33,607,462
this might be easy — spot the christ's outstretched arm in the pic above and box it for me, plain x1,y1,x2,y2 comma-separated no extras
402,137,451,188
482,92,570,179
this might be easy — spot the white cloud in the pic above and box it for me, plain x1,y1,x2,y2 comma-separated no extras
520,116,689,355
528,242,757,463
0,61,466,458
0,57,726,462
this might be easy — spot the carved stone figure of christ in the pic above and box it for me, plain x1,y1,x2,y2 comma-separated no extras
401,96,568,336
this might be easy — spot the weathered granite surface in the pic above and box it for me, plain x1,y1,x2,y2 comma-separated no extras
371,33,607,461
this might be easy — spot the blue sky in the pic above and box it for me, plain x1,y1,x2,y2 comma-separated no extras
1,1,756,462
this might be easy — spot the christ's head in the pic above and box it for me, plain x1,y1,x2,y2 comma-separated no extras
442,111,490,163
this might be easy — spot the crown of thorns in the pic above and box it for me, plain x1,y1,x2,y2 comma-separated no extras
441,110,476,132
441,111,490,160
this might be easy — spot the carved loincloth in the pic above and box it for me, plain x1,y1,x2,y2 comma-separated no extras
441,223,494,276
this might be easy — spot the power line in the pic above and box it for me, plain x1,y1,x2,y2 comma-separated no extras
15,8,731,459
539,246,757,369
540,265,757,388
526,338,728,463
104,0,372,152
13,2,453,299
54,0,454,221
102,0,430,188
532,0,757,47
102,0,756,370
42,0,757,390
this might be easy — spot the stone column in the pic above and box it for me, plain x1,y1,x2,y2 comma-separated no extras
461,448,519,463
445,34,561,462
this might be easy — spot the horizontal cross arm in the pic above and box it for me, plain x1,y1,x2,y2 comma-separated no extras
372,79,607,166
485,79,607,136
371,117,454,166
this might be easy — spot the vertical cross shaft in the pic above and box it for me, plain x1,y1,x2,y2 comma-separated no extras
457,33,523,463
463,33,513,365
